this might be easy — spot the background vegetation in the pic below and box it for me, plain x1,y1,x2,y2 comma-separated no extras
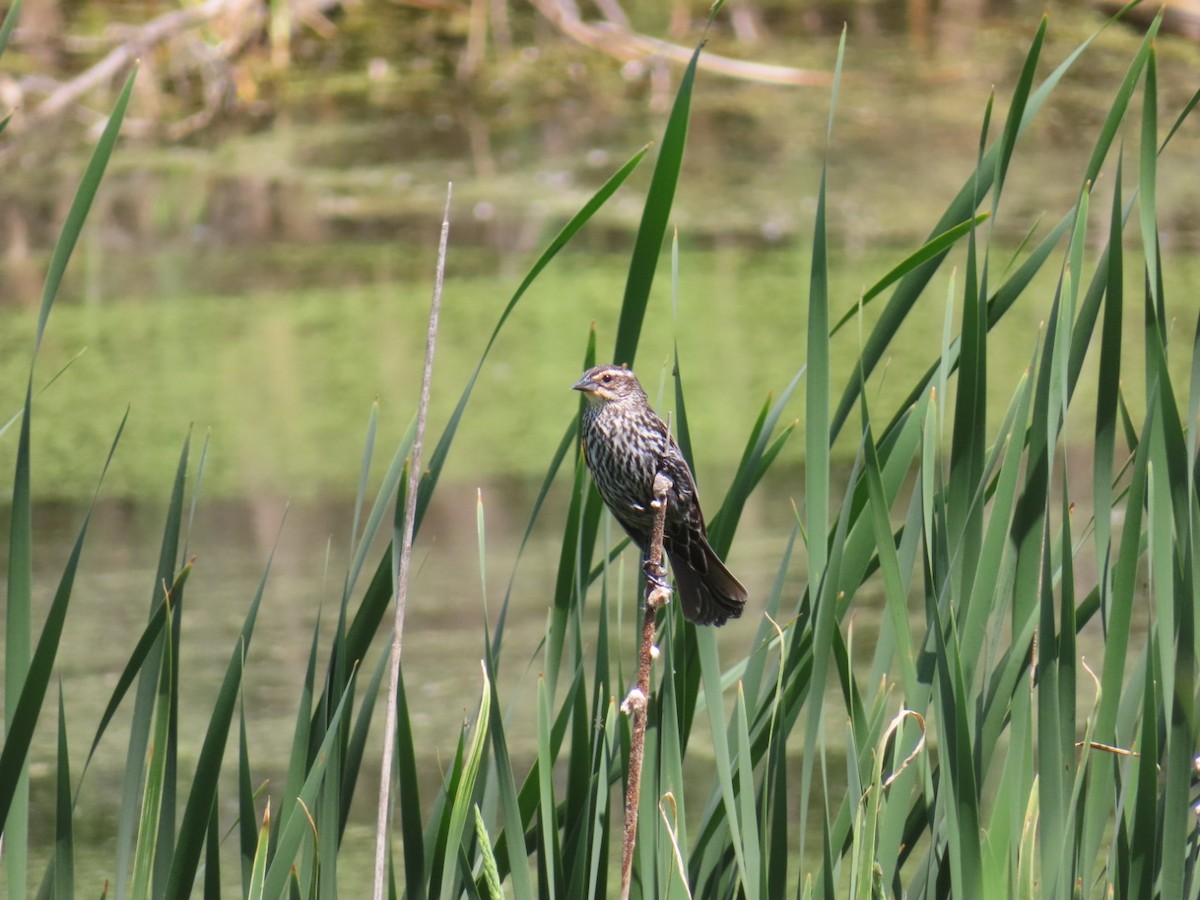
3,1,1200,897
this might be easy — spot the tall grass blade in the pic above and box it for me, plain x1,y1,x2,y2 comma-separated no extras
130,576,179,900
237,702,257,893
437,666,492,900
831,213,989,335
0,411,128,831
612,38,703,367
0,0,24,58
351,401,379,558
163,533,276,896
484,676,534,898
797,27,845,876
393,660,426,899
51,687,74,900
535,677,563,895
35,69,137,355
4,62,136,900
805,26,842,599
116,433,192,899
247,802,271,900
261,672,359,898
341,648,391,842
347,416,415,600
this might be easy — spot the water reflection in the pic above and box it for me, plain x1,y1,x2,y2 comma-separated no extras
2,461,809,891
3,443,1145,892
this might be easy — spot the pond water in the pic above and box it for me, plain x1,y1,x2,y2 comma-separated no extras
1,3,1198,893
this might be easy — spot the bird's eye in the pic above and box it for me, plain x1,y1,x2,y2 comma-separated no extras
601,373,612,384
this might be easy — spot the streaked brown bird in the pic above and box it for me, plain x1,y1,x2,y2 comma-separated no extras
573,364,747,626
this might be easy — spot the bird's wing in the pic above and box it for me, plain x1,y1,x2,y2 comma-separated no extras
657,436,709,543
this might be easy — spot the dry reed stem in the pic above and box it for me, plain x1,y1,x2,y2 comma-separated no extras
620,470,673,900
372,183,452,900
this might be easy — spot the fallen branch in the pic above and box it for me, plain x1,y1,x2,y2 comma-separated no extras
18,0,342,128
529,0,832,87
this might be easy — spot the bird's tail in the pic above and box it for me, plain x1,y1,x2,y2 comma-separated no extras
667,539,747,626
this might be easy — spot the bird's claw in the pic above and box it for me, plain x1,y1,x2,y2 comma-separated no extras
642,559,668,589
643,559,671,609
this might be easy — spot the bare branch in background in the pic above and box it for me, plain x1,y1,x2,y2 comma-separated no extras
6,0,344,138
528,0,833,87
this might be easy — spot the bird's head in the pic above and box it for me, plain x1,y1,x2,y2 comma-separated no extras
572,365,645,405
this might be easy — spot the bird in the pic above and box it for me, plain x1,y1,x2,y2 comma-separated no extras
572,364,747,626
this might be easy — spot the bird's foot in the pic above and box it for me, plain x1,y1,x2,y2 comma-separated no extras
642,565,671,611
642,560,671,608
642,557,667,586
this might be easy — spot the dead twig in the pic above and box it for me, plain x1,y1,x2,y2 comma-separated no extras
372,183,452,900
19,0,343,130
620,470,673,900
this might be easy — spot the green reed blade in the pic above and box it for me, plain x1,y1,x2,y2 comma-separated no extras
52,687,74,900
351,401,379,558
804,27,842,596
562,663,596,891
347,415,415,600
163,530,276,897
709,367,803,559
261,671,358,898
0,409,127,833
0,0,23,58
535,676,563,895
278,602,320,864
831,213,989,336
115,430,191,897
960,365,1033,687
484,674,534,897
36,69,137,355
438,670,491,899
341,648,389,846
697,628,750,893
237,703,256,893
6,384,35,896
928,598,983,896
860,397,918,698
130,602,173,900
945,171,985,607
612,40,702,368
395,660,426,899
246,801,270,900
4,64,136,900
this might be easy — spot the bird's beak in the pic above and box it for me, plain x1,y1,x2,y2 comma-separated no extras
572,376,596,394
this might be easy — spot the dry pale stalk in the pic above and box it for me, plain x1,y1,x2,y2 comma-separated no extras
620,470,673,900
372,183,452,900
